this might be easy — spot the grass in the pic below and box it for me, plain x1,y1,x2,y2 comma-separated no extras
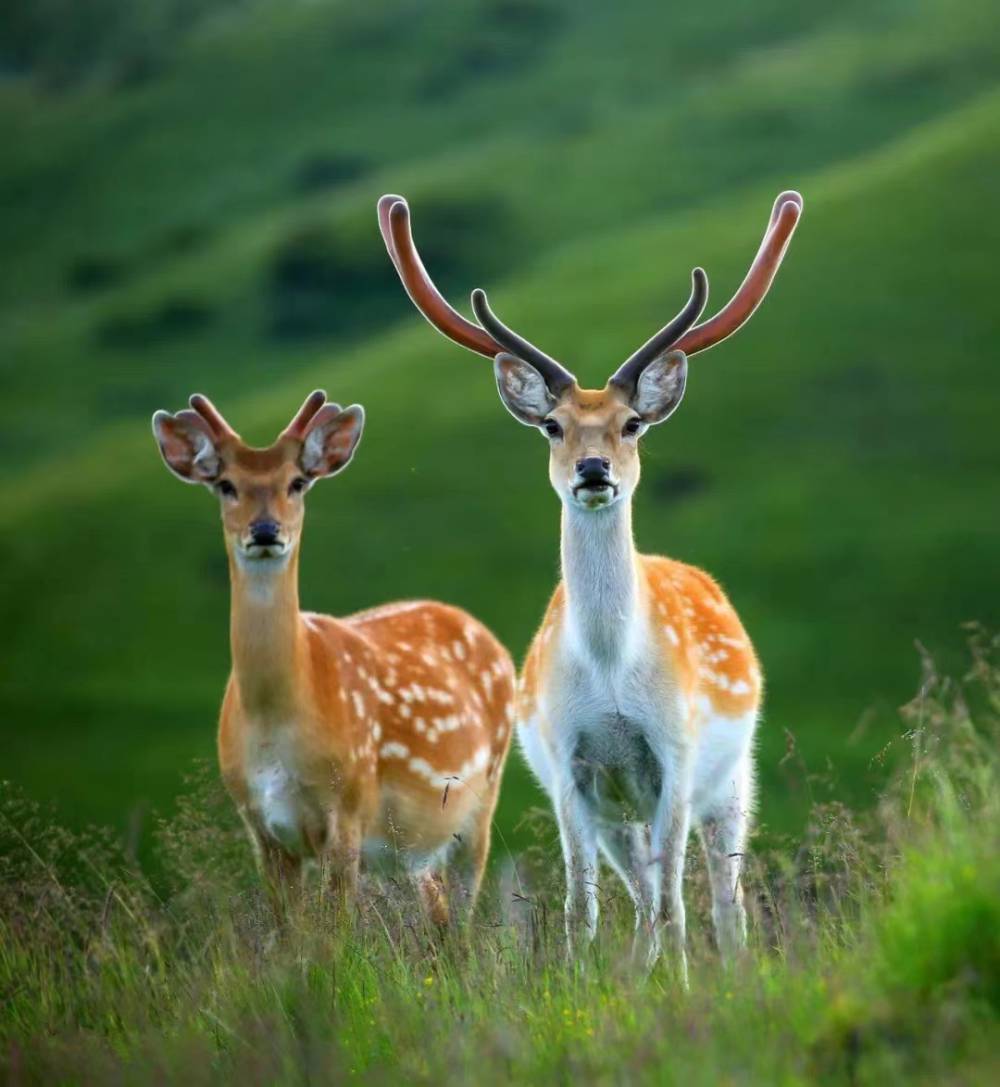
2,630,998,1084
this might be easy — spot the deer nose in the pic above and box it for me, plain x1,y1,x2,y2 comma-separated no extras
576,457,611,482
250,520,280,546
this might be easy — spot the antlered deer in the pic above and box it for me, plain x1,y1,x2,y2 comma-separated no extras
152,391,515,923
378,191,802,972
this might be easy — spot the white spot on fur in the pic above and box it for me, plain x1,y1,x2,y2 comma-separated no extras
380,741,410,759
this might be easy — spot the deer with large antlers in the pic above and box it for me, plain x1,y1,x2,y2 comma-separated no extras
378,190,802,972
152,392,515,923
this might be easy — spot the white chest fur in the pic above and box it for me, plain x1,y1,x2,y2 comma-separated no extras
529,637,683,818
244,726,326,856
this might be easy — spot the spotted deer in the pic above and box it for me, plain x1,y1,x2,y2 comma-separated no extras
151,391,515,924
378,190,802,971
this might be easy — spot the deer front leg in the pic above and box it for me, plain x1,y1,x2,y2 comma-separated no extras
241,809,303,925
599,823,657,965
325,810,362,916
556,785,599,958
446,794,496,924
259,838,304,925
650,787,692,984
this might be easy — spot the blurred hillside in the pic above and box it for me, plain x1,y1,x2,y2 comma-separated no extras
1,0,999,847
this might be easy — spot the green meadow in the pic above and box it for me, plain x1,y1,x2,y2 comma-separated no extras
1,1,1000,1078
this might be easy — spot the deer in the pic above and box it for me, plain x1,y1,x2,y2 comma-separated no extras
377,189,803,974
151,390,516,926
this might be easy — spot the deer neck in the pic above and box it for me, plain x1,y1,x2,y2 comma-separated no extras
560,497,647,669
229,550,308,719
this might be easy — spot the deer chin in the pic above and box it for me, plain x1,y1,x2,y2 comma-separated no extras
570,482,620,510
236,542,292,565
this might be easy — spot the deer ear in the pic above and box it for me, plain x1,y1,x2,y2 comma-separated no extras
494,353,557,427
152,410,222,484
632,350,688,424
300,404,365,478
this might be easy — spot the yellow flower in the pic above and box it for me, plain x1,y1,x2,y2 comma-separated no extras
423,974,435,987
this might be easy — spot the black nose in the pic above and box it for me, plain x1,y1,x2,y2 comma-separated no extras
250,520,280,546
576,456,611,483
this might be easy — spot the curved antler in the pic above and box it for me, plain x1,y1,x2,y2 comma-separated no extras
189,394,238,441
379,190,802,394
671,191,802,356
471,289,575,393
378,195,574,389
378,195,501,357
608,267,709,392
281,389,331,440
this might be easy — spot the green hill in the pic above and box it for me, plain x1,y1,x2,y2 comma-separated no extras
2,0,999,847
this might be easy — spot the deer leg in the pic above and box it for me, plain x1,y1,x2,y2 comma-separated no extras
239,809,303,924
599,823,657,963
446,797,495,925
415,868,450,930
557,785,599,957
650,790,692,984
698,761,753,962
325,811,362,918
258,838,304,925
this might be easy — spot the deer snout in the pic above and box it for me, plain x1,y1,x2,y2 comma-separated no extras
249,519,281,547
575,457,611,483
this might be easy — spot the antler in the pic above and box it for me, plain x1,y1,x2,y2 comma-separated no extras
608,267,709,392
671,191,803,356
377,195,576,392
379,190,802,395
470,289,575,394
189,394,238,441
281,389,331,440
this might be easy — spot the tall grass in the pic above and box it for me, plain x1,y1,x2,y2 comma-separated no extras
2,630,998,1084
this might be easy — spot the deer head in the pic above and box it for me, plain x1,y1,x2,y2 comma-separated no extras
152,391,365,564
378,191,801,510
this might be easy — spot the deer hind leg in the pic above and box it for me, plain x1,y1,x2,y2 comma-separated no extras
698,760,753,962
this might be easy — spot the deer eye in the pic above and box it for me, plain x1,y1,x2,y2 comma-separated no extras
289,476,309,495
623,417,643,437
216,480,237,499
542,418,563,439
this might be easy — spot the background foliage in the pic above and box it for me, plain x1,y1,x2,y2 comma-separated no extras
1,0,999,849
